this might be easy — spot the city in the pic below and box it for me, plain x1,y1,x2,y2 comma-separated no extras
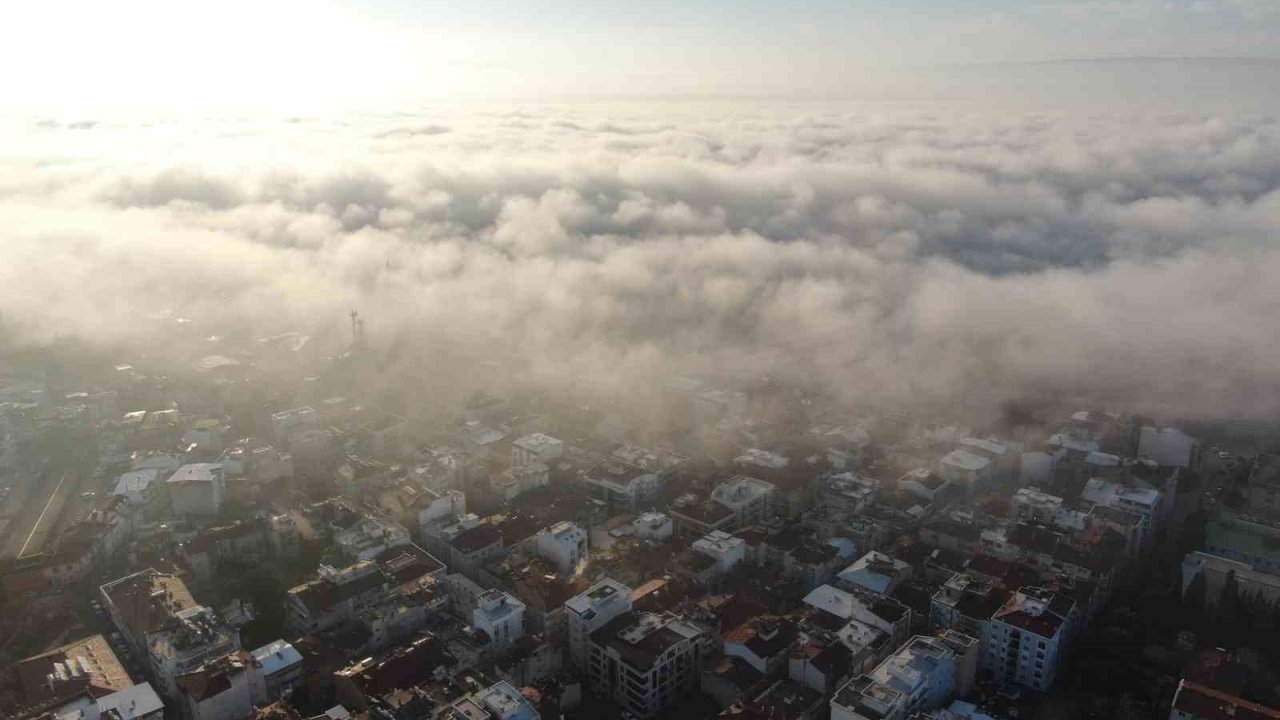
1,320,1276,720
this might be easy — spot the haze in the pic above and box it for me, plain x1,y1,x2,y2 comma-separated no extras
4,1,1280,424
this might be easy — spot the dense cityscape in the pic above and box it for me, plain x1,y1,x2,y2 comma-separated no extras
1,316,1277,720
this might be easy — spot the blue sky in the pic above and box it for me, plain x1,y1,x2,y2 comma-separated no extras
4,0,1280,113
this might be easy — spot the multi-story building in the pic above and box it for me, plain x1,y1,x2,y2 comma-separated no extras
692,530,747,574
1201,512,1280,575
167,463,225,517
937,450,993,489
586,611,712,719
584,459,661,514
250,640,304,702
1081,475,1173,549
1138,426,1199,470
534,521,588,576
284,562,389,635
12,634,133,717
986,587,1076,692
333,515,411,562
450,523,505,580
632,512,674,541
446,680,541,720
473,589,526,650
930,574,1008,668
146,606,241,701
837,552,913,596
512,433,564,469
711,476,776,529
830,634,977,720
565,578,633,669
270,406,319,447
99,569,239,701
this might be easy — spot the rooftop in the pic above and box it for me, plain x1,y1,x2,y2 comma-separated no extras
565,577,631,616
167,463,222,485
100,568,199,636
591,611,706,671
16,634,131,710
939,450,990,473
584,459,650,488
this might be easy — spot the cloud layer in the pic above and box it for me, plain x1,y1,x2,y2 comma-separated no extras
3,102,1280,421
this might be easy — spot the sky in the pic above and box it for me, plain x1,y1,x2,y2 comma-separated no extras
5,0,1280,114
3,2,1280,423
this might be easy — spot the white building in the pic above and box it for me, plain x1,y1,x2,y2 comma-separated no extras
586,611,711,719
938,451,992,489
176,653,255,720
334,516,411,562
1138,427,1199,469
447,680,540,720
691,530,746,574
632,512,674,541
512,433,564,469
90,683,166,720
711,475,776,528
565,578,632,669
534,521,588,576
167,463,225,517
831,633,977,720
473,589,526,649
495,462,550,503
986,587,1075,692
1081,476,1169,547
147,606,241,700
837,552,913,596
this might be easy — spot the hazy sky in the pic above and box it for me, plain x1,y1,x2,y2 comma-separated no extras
6,0,1280,113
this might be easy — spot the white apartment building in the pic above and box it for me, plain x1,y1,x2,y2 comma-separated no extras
565,578,633,669
986,587,1075,692
831,633,978,720
534,521,588,576
473,589,526,649
586,611,711,719
711,475,776,528
692,530,746,574
511,433,564,469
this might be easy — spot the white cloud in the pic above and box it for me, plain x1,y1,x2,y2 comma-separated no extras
3,102,1280,420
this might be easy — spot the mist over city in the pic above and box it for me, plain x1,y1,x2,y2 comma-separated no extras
3,3,1280,720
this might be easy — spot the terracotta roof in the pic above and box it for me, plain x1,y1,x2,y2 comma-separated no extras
1173,681,1280,720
